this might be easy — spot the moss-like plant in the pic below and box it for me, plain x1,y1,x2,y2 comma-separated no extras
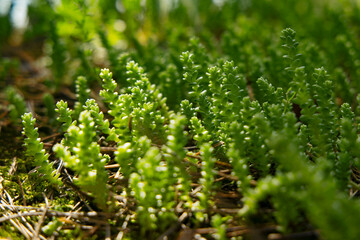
5,0,360,239
21,112,62,187
53,110,109,209
6,87,27,123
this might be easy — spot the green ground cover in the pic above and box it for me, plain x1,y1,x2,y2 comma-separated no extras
2,0,360,239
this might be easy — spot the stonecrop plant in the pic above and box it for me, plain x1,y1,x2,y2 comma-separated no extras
20,30,360,237
3,0,360,239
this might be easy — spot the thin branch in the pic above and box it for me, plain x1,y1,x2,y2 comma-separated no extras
33,193,49,240
0,210,113,224
101,147,117,153
105,163,120,169
105,224,111,240
157,212,188,240
40,133,61,142
115,214,132,240
17,175,26,206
